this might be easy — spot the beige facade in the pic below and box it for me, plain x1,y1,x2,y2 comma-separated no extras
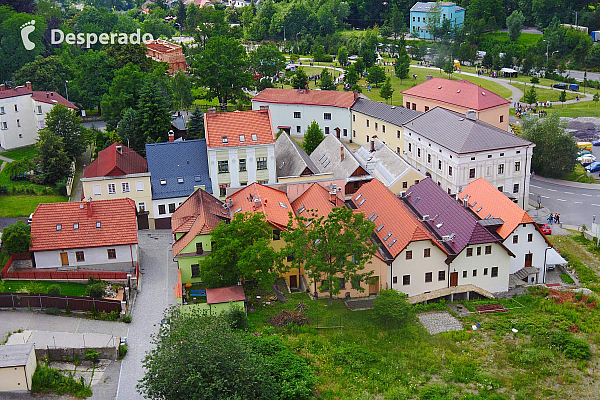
402,94,509,131
351,110,406,151
0,345,36,392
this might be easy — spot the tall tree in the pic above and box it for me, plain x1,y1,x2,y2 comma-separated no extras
319,69,336,91
523,85,537,104
250,42,286,78
36,128,71,185
171,71,193,110
302,121,324,155
558,89,567,106
394,47,410,82
443,59,454,78
291,67,309,89
116,108,143,152
100,63,147,130
344,64,359,87
104,43,153,72
175,0,186,34
506,10,525,41
137,81,172,144
72,50,115,111
380,77,394,104
14,55,73,97
187,106,205,139
366,65,385,87
282,207,377,305
337,46,348,66
45,105,86,159
1,221,31,255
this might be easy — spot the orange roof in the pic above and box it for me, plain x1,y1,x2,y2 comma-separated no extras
227,183,293,231
172,189,230,256
30,199,138,252
401,78,510,111
206,285,245,304
350,179,447,259
459,178,535,239
84,143,147,178
252,88,357,108
291,183,344,220
204,109,275,148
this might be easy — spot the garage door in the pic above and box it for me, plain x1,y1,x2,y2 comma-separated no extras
155,217,172,230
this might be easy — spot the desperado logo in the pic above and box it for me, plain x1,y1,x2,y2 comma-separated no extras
50,29,153,48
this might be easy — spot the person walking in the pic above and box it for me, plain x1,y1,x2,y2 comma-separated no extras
548,214,554,224
556,214,560,224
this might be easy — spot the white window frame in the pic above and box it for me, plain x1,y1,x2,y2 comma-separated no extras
108,183,116,195
0,122,7,130
122,182,130,193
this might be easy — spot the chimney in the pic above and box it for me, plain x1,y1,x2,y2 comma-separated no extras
116,145,123,154
340,146,344,161
353,90,359,100
370,140,375,152
329,191,337,205
426,74,433,81
0,84,5,91
168,130,175,142
86,199,93,219
465,110,477,120
25,81,32,90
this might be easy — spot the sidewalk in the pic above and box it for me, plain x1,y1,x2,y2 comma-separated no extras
532,175,600,190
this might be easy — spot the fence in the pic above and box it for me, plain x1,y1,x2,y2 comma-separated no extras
65,159,76,197
0,292,122,313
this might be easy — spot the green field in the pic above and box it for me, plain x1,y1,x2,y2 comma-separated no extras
485,30,543,47
1,146,38,161
536,100,600,117
0,280,88,296
514,83,582,103
0,195,67,217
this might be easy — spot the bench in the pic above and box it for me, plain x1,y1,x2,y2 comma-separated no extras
189,290,206,297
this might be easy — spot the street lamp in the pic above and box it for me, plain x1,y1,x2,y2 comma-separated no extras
280,25,286,41
65,80,69,101
543,39,549,62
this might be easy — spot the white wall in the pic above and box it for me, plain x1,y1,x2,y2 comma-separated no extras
448,242,511,293
34,244,138,270
252,101,352,140
504,223,550,282
0,95,37,150
153,196,189,220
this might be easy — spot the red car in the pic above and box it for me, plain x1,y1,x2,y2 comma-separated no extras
540,224,552,235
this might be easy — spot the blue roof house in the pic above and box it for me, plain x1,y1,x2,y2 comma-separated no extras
410,2,465,40
145,139,212,229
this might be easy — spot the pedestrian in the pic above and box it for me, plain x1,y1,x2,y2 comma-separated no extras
548,214,553,224
556,214,560,224
554,213,559,223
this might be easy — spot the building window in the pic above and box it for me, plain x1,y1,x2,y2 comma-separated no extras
294,112,301,118
73,223,79,230
382,125,386,133
158,204,166,215
412,16,415,21
439,270,446,281
0,106,4,114
469,168,475,179
218,161,229,173
424,106,429,112
498,164,504,174
287,254,295,262
412,103,416,110
239,159,246,172
324,113,332,120
257,157,267,170
402,275,410,285
96,222,101,228
107,183,116,194
273,230,281,240
406,101,410,108
107,249,116,259
0,121,6,130
462,270,467,278
76,251,85,262
427,154,431,163
138,202,146,212
397,147,401,153
122,182,130,193
219,184,229,197
343,129,347,136
251,134,258,142
14,105,18,112
498,186,504,192
477,247,481,256
196,242,203,254
325,127,330,135
408,143,412,152
448,166,452,176
366,119,370,127
484,268,488,275
424,248,430,258
513,183,519,194
513,235,518,244
473,269,477,277
296,125,301,133
491,266,498,277
93,184,101,195
405,250,412,260
402,181,407,189
393,276,398,284
16,119,20,127
528,233,533,242
339,277,346,289
417,148,421,158
135,181,144,191
439,160,442,170
169,203,176,213
375,122,378,130
56,224,62,231
515,161,521,172
485,245,492,255
222,136,228,144
417,16,420,22
397,130,401,139
466,248,473,257
191,264,200,278
353,130,356,137
353,114,355,122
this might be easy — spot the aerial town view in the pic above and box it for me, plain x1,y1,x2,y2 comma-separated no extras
1,0,600,399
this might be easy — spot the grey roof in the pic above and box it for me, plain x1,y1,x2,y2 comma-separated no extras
410,1,458,12
145,139,212,200
274,133,319,178
354,138,419,187
402,107,533,154
0,344,34,368
310,134,370,180
351,97,422,128
171,115,187,131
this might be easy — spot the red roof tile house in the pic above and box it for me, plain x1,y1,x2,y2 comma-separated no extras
144,39,186,73
30,199,138,272
81,143,154,228
401,78,510,131
251,88,358,141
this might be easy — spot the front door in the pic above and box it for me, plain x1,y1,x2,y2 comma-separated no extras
289,275,298,289
450,271,458,287
525,253,533,268
60,252,69,266
369,276,379,295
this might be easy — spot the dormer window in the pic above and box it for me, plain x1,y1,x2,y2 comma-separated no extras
239,135,245,142
194,175,201,182
251,134,258,142
96,222,101,228
177,177,184,184
73,223,79,230
56,224,62,231
222,136,228,143
160,179,167,185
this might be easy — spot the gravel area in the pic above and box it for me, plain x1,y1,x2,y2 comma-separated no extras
417,312,463,334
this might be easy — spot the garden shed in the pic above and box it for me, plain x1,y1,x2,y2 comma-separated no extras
0,344,36,392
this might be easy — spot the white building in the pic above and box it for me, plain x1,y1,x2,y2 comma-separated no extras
251,88,358,141
30,199,139,272
0,82,78,150
402,107,534,208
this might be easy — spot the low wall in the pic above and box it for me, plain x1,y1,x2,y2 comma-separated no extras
36,346,118,361
0,293,122,313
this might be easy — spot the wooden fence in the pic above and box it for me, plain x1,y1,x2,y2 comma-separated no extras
0,292,122,313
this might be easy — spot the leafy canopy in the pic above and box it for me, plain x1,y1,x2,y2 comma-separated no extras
1,221,31,254
301,120,325,155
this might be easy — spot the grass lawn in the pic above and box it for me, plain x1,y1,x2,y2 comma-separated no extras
486,30,543,47
561,163,600,184
541,100,600,117
0,195,67,217
0,145,57,196
549,233,600,284
514,83,582,103
1,146,37,161
0,280,88,296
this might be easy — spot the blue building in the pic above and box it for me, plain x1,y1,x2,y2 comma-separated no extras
410,2,465,40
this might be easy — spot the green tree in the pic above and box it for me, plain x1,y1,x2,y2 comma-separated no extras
188,106,205,139
250,42,286,78
373,289,415,328
72,50,115,111
523,85,538,104
301,120,324,155
36,128,71,185
319,69,336,91
116,108,143,152
0,12,47,82
100,63,147,131
199,212,282,291
14,55,73,97
594,92,599,106
282,207,377,305
291,68,309,89
337,46,348,66
394,47,410,82
4,158,35,180
171,71,193,110
366,65,385,87
45,105,86,159
344,64,359,86
175,0,186,34
521,113,577,178
559,89,567,106
530,77,540,84
1,221,31,255
137,81,172,144
104,43,153,72
506,10,525,41
380,77,394,104
443,59,454,78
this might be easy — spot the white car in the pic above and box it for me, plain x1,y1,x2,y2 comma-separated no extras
577,154,596,165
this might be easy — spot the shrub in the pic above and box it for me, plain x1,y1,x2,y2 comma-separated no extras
0,186,8,194
54,179,68,196
86,282,105,298
122,314,132,323
47,285,61,295
418,384,455,400
118,345,128,359
384,386,410,400
550,332,592,360
224,304,249,330
373,289,415,328
65,304,71,315
269,310,308,328
85,349,100,363
31,362,92,397
44,307,60,315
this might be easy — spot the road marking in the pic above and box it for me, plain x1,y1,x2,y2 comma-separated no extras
564,192,574,194
530,185,541,189
557,199,566,202
540,195,549,198
574,201,583,204
582,194,593,197
547,189,557,192
592,203,600,207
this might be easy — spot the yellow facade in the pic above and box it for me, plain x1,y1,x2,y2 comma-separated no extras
351,111,406,152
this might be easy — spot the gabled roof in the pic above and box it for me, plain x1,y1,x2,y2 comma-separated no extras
404,178,500,255
204,109,275,148
0,86,78,110
350,179,447,259
227,183,293,231
206,285,245,304
354,138,421,187
145,139,212,200
0,344,34,368
84,143,147,178
459,178,548,242
402,107,533,154
401,78,510,111
291,183,345,221
171,189,229,256
310,134,371,181
31,199,138,252
275,133,319,178
252,88,357,109
351,97,422,127
411,2,459,12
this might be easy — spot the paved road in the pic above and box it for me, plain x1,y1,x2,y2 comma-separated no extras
116,230,177,400
82,121,107,131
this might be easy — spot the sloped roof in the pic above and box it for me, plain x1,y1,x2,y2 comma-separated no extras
411,2,460,11
404,178,500,255
0,86,77,110
0,344,34,368
354,138,420,187
204,109,275,148
84,143,147,178
172,189,229,256
275,133,319,178
145,139,212,200
227,183,293,231
350,179,447,259
252,88,357,109
206,285,245,304
401,78,510,111
291,182,345,221
402,107,532,154
310,134,371,181
31,199,138,252
351,97,422,127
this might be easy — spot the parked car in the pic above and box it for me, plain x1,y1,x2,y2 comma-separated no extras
578,154,596,165
579,150,593,156
27,213,33,225
586,161,600,172
552,82,568,90
540,224,552,235
593,140,600,146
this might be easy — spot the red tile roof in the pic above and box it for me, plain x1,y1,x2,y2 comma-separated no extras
204,109,275,148
206,285,245,304
252,88,357,109
30,199,138,252
401,78,510,111
291,183,344,221
0,86,77,110
172,189,230,256
227,183,293,231
84,143,147,178
350,179,448,259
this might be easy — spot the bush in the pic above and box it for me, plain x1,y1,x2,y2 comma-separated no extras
550,332,592,360
0,186,8,194
44,307,60,315
118,344,128,359
372,289,415,328
86,282,105,298
47,285,61,295
32,363,92,397
224,304,249,330
122,314,132,323
54,179,68,196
